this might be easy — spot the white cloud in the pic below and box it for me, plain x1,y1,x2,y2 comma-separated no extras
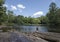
32,11,44,17
11,5,17,10
17,4,25,9
3,4,8,7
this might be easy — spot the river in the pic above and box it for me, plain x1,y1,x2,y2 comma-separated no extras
17,25,48,32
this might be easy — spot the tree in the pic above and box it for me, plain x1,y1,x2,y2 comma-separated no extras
38,16,48,24
8,10,14,23
46,2,58,25
0,0,7,25
55,8,60,25
23,17,29,24
33,18,40,24
14,15,25,25
0,0,5,6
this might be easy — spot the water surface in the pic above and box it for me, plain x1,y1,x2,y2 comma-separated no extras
19,25,48,32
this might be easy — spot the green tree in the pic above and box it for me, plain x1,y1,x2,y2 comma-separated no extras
8,10,14,23
14,15,25,25
23,17,29,24
46,2,58,25
55,8,60,25
0,0,7,25
38,16,48,24
0,0,5,6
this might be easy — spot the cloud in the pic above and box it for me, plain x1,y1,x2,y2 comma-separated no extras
17,4,25,9
11,5,17,10
32,11,44,17
3,4,8,7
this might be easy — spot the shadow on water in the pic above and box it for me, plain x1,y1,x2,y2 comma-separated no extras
48,26,60,33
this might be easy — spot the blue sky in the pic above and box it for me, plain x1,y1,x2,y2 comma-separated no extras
5,0,60,17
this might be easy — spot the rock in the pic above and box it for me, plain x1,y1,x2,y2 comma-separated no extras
0,32,48,42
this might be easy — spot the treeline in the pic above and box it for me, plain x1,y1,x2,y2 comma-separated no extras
0,0,60,26
0,0,47,26
46,2,60,26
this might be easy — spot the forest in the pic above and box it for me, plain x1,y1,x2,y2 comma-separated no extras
0,0,60,26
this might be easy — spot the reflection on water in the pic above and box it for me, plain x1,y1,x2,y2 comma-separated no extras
15,25,60,32
19,25,48,32
48,26,60,33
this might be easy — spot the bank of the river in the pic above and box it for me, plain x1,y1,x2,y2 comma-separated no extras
0,26,60,42
23,32,60,42
0,31,48,42
0,30,60,42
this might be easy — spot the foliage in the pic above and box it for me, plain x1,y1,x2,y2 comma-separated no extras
0,0,5,6
1,0,60,33
55,9,60,25
0,0,60,26
38,16,48,24
46,2,60,26
0,0,7,25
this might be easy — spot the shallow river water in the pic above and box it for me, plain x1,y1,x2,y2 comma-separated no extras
19,25,48,32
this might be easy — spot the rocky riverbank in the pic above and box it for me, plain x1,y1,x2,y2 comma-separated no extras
23,32,60,42
0,31,48,42
0,31,60,42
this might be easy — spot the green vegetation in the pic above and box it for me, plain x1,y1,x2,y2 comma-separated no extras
46,2,60,26
0,0,60,25
0,0,7,25
0,0,60,32
0,0,60,26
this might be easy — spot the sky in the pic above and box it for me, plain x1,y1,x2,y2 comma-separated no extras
5,0,60,17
